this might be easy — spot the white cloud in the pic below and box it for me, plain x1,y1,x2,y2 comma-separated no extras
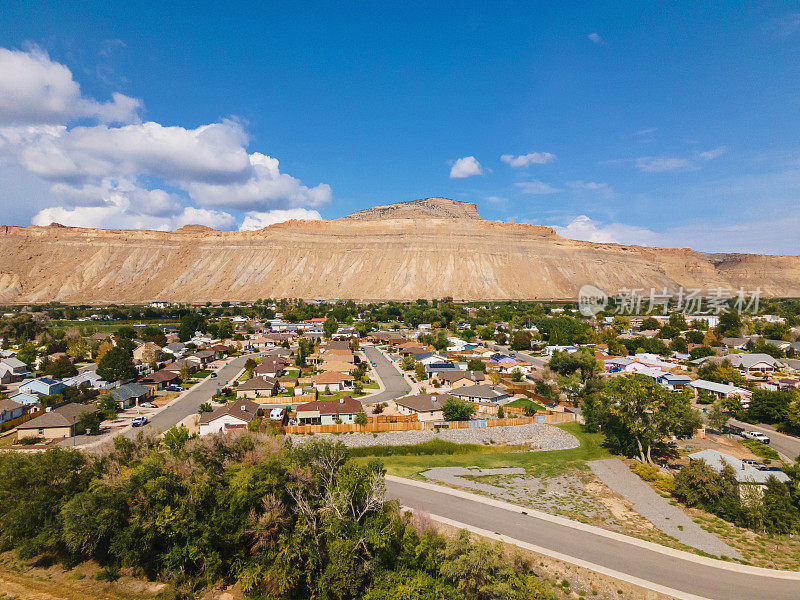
698,146,728,161
515,180,561,194
449,156,483,178
635,156,689,173
635,127,657,136
566,180,614,198
187,153,331,210
0,46,141,125
500,152,556,167
551,215,662,246
0,46,331,230
239,208,323,231
588,33,603,44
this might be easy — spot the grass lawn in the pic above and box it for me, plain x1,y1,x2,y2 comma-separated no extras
284,368,301,378
363,381,380,389
506,397,545,412
359,422,614,478
193,369,212,379
739,439,781,462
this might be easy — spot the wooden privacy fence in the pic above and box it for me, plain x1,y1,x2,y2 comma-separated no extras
284,421,423,434
284,411,573,434
0,409,43,433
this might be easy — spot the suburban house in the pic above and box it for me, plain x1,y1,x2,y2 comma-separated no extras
236,375,279,399
450,384,510,404
296,396,363,425
310,371,354,393
19,377,66,397
198,399,261,435
688,449,791,486
688,379,752,403
62,370,113,390
255,360,285,378
163,342,186,357
320,360,355,374
434,370,486,389
163,358,197,374
9,392,39,407
394,393,451,421
17,403,99,440
0,357,30,381
655,372,693,390
604,357,651,374
133,341,163,364
0,398,24,423
721,337,749,350
424,361,462,378
726,353,783,377
110,383,152,408
138,369,181,391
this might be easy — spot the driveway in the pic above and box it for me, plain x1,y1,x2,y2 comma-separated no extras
589,458,741,559
360,344,411,404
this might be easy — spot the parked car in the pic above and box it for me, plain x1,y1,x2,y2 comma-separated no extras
139,402,156,408
131,416,148,427
210,372,217,378
166,384,184,392
743,431,771,444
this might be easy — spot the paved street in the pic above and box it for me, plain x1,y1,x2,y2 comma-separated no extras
59,352,263,447
386,477,800,600
361,344,411,403
728,418,800,461
485,342,548,368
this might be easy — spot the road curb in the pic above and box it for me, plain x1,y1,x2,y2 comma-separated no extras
387,475,800,579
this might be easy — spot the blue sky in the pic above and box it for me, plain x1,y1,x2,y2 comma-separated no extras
1,2,799,252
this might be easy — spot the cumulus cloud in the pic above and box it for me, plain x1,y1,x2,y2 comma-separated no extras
187,153,331,210
500,152,556,167
449,156,483,178
0,46,331,230
551,215,662,246
635,156,689,173
588,33,603,44
239,208,323,231
698,146,728,161
0,46,141,125
515,180,561,194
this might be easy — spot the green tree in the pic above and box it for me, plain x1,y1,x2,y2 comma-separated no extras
706,401,730,432
76,410,103,435
509,331,532,351
717,309,742,338
414,361,426,381
354,412,368,425
442,397,476,421
16,342,38,367
44,356,78,379
598,375,701,463
179,313,205,342
96,347,137,383
762,476,797,534
673,459,724,508
323,316,339,339
466,359,487,372
97,393,120,420
510,369,523,383
67,337,91,361
163,425,190,455
400,355,416,371
640,317,661,331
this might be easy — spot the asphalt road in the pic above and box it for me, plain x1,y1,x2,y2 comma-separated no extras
728,418,800,461
386,478,800,600
60,352,262,447
361,344,411,404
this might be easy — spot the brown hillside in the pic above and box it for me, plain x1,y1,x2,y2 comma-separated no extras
0,198,798,303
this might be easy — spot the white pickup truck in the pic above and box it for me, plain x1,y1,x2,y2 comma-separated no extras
742,430,771,445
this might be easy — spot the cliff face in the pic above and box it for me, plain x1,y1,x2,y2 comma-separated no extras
0,199,798,303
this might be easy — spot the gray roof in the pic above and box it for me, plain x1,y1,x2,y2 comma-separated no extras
450,384,510,401
727,353,782,369
1,357,26,369
688,449,790,484
18,403,97,430
394,393,452,412
237,375,278,391
0,398,23,413
111,383,150,402
199,398,261,425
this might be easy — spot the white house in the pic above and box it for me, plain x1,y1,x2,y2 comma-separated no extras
198,399,261,435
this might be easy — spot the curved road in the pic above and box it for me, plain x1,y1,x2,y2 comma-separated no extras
361,344,411,404
386,477,800,600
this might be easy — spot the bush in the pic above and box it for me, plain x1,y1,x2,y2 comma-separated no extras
740,439,780,461
630,462,675,493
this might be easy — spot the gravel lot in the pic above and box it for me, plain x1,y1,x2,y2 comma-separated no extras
288,422,579,449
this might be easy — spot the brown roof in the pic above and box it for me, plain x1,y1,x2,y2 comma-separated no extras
325,340,352,350
320,360,355,373
311,371,353,384
18,403,97,430
0,398,23,413
436,370,486,384
139,370,180,384
297,396,363,415
237,375,278,391
199,398,261,425
395,393,452,412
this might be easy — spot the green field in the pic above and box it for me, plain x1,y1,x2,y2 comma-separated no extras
357,423,613,478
